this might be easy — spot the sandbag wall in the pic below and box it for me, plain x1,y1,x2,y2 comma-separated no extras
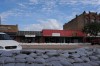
0,47,100,66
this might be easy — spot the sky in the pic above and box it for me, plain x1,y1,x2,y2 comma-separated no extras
0,0,100,31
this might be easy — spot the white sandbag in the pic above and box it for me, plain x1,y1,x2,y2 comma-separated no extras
11,50,20,55
88,61,99,66
4,63,15,66
66,58,75,63
74,58,83,63
70,53,80,58
15,54,29,59
81,56,90,62
41,54,49,59
0,50,4,54
60,60,73,66
96,49,100,54
50,61,63,66
36,50,45,54
95,61,100,65
47,52,58,57
1,51,13,57
0,57,8,63
77,50,86,56
46,50,58,56
29,53,37,58
57,56,67,61
46,57,59,62
96,55,100,58
89,56,98,61
26,57,35,63
15,58,26,63
60,53,69,58
34,63,44,66
73,63,84,66
5,57,15,63
34,58,45,64
56,50,64,54
82,63,92,66
15,63,25,66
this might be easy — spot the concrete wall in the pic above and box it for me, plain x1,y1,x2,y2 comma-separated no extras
20,43,91,49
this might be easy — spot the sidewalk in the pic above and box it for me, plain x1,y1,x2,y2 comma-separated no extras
21,44,100,49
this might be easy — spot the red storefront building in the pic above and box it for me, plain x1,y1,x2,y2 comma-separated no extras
42,29,86,43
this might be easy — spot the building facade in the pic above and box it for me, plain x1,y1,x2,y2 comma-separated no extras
0,25,18,39
42,29,85,43
16,31,42,43
0,24,86,43
63,11,100,31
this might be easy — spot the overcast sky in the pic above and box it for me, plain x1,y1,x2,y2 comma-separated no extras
0,0,100,31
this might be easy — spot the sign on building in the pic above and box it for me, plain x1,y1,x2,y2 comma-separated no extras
25,35,35,37
98,33,100,36
52,33,60,36
0,25,18,32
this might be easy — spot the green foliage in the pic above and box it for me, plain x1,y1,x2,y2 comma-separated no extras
83,22,100,36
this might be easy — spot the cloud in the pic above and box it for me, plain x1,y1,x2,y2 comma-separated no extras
18,3,26,8
41,0,57,12
59,0,77,5
59,0,100,6
0,10,14,22
23,19,63,31
80,0,100,5
0,9,25,23
29,0,39,4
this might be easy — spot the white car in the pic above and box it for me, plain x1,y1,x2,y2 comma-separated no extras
0,32,22,51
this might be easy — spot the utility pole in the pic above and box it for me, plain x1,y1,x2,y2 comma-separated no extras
0,16,1,25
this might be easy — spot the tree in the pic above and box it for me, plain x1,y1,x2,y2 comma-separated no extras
83,22,100,36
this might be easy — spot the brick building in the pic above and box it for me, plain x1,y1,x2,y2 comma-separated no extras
63,11,100,31
0,24,18,39
0,24,42,43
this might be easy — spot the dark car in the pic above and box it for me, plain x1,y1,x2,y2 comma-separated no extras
91,39,100,45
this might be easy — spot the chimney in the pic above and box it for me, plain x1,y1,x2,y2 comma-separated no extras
83,11,86,14
76,15,78,18
89,11,91,14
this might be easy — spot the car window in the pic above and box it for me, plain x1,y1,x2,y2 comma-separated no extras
0,34,12,40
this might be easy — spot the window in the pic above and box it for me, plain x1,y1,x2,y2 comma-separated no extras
0,34,12,40
91,19,95,23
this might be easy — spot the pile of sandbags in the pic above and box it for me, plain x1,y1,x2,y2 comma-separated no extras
0,47,100,66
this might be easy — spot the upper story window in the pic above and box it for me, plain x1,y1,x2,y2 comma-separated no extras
85,18,89,24
91,19,95,23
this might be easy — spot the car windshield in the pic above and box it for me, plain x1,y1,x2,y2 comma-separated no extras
0,34,12,40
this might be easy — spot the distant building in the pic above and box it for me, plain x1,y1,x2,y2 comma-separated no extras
63,11,100,31
16,31,42,43
0,24,18,39
42,29,85,43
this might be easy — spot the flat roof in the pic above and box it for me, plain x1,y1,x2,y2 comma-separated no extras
16,31,42,36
